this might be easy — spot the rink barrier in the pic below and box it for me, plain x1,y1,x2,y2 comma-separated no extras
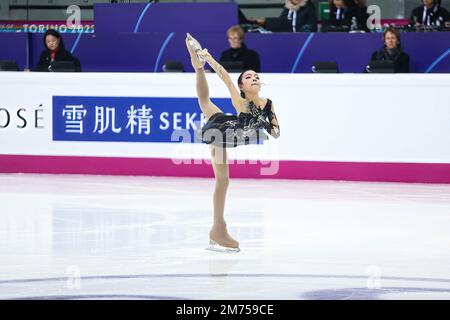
2,73,450,184
1,155,450,183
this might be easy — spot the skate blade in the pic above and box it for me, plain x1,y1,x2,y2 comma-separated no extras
186,33,205,62
206,240,240,253
186,33,202,51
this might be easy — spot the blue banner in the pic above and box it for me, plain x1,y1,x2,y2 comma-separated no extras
52,96,235,143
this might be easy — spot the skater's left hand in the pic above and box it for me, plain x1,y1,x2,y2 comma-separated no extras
249,104,271,130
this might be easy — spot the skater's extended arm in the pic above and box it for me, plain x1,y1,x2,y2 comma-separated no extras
267,103,280,139
198,49,245,114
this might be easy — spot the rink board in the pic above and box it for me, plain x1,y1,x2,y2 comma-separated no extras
1,73,450,183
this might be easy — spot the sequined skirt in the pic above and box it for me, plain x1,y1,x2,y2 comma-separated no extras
197,112,268,148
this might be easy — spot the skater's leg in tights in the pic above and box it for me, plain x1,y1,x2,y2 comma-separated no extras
209,145,239,249
186,37,222,121
186,35,238,250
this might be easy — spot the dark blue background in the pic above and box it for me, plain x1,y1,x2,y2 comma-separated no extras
53,96,235,143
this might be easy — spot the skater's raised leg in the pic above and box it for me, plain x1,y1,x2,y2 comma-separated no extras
185,35,222,121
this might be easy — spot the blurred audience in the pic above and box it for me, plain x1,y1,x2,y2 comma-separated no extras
322,0,369,32
369,27,410,73
410,0,450,28
250,0,318,32
219,25,261,72
34,29,82,72
353,0,370,31
323,0,357,31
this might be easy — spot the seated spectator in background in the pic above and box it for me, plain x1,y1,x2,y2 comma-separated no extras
410,0,450,28
34,29,82,72
250,0,318,32
219,25,261,72
353,0,370,31
326,0,354,28
323,0,366,31
369,27,410,73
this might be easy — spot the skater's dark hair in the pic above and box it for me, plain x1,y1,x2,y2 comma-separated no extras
43,29,65,50
237,70,256,98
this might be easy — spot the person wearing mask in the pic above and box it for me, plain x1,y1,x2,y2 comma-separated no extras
219,25,261,72
368,27,410,73
410,0,450,28
34,29,82,72
250,0,318,32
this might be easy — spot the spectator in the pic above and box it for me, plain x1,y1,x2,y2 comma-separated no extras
34,29,82,72
410,0,450,28
353,0,370,32
369,27,410,73
251,0,318,32
219,25,261,72
323,0,358,31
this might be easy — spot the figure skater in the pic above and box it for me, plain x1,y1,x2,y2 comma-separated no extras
185,33,280,252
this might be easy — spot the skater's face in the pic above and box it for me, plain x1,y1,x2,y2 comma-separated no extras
45,35,60,51
239,70,261,95
228,32,243,49
384,31,399,49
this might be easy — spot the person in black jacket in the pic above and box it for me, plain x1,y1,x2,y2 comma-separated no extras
34,29,82,72
250,0,317,32
353,0,370,32
410,0,450,28
323,0,357,31
219,25,260,72
369,28,410,73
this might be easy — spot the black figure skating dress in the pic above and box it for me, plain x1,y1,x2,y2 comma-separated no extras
198,99,279,148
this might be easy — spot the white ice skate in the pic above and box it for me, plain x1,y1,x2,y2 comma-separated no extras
206,239,240,253
186,33,205,62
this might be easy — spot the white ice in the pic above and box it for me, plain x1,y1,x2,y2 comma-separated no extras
0,173,449,300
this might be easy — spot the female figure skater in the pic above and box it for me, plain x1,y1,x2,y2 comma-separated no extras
185,34,280,252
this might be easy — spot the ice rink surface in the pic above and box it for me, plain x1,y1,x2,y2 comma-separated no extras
0,173,449,300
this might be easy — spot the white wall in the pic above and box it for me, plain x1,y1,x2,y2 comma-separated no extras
1,72,450,164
